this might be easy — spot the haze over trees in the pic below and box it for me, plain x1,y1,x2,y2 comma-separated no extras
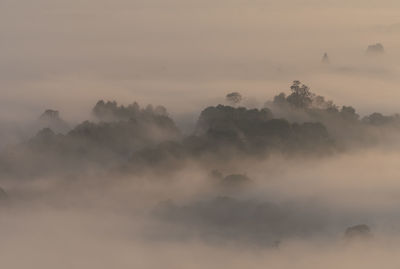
1,80,400,258
321,53,330,64
0,80,399,179
225,92,243,106
37,109,70,134
366,43,385,55
345,224,372,241
2,1,400,267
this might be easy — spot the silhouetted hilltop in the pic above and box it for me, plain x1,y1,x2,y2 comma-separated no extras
366,43,385,56
93,100,169,122
345,224,372,241
321,52,330,64
37,109,70,134
266,81,400,146
193,104,332,154
2,82,400,178
154,196,328,245
0,101,181,177
362,112,400,126
195,105,273,135
225,92,243,106
87,101,180,149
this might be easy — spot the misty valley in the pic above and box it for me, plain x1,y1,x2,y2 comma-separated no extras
1,81,400,267
3,1,400,266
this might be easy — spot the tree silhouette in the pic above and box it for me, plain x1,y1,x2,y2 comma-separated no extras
226,92,242,106
286,81,314,109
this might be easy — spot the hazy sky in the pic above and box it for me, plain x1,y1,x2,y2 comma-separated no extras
1,0,400,121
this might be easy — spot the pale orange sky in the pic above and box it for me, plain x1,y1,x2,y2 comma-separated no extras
1,0,400,121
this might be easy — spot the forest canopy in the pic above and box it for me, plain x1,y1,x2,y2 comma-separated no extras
0,81,399,178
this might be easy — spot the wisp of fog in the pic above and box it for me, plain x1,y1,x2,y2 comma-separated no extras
2,0,400,268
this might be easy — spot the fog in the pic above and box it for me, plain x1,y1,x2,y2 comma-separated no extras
3,148,400,268
2,0,400,268
2,0,400,121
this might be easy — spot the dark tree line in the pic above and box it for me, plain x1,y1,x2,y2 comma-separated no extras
1,81,399,178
